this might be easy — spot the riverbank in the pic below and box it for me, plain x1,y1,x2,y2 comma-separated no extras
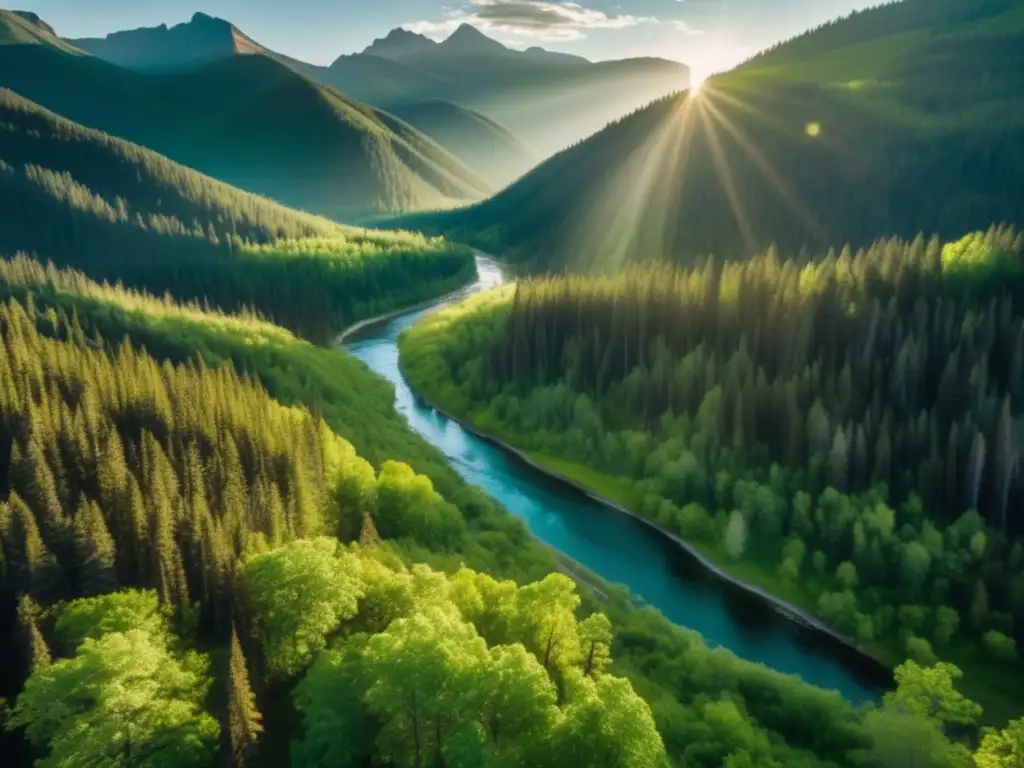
395,343,1024,722
335,252,503,346
394,356,888,668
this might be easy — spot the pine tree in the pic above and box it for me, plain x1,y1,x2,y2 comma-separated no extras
17,595,50,675
226,625,262,768
72,497,117,597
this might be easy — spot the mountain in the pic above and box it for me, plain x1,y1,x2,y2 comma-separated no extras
385,100,536,188
362,27,436,59
8,9,54,36
396,0,1024,270
334,25,689,155
435,22,511,56
0,88,475,340
0,8,80,50
69,11,268,71
0,12,490,218
56,12,687,163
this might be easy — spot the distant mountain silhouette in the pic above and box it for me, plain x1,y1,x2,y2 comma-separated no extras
335,24,690,155
362,27,436,59
70,12,269,71
63,14,689,159
435,23,510,56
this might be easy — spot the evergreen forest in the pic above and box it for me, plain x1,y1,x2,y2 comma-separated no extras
399,227,1024,726
4,256,994,768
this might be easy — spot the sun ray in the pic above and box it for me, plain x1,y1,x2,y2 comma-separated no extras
695,99,757,255
698,94,826,243
560,93,701,271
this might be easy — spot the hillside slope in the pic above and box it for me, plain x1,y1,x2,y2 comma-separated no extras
398,0,1024,270
0,89,474,340
0,11,490,217
385,100,536,188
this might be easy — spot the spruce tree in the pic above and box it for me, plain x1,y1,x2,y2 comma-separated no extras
72,497,117,597
16,595,50,675
226,625,262,768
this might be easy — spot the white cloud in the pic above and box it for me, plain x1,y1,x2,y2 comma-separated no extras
404,1,700,43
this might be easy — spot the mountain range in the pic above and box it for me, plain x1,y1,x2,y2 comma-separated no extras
395,0,1024,270
68,12,690,157
0,9,492,218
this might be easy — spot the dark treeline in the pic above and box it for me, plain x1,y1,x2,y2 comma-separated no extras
401,227,1024,691
0,90,474,341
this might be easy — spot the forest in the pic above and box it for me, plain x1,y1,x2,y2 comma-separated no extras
398,226,1024,726
4,255,991,767
0,90,475,341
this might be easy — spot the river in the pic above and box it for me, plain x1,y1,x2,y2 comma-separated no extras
344,255,888,704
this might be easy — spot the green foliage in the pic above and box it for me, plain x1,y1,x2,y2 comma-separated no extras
243,538,365,679
10,613,218,767
290,546,665,768
975,717,1024,768
983,631,1019,663
885,661,982,727
53,589,164,654
374,461,467,552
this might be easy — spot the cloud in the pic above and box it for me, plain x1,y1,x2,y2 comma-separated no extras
404,1,700,42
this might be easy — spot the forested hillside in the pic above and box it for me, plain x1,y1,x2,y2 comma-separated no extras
0,11,489,217
400,226,1024,721
0,261,661,765
0,90,474,341
0,256,978,768
395,0,1024,271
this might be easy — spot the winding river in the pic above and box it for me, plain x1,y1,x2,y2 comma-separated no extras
344,256,888,704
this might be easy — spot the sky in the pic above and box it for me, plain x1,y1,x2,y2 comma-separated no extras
16,0,878,80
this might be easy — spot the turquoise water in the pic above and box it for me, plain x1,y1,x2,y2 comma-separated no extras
345,257,886,703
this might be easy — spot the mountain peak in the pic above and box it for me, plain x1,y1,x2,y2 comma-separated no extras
68,12,265,71
11,10,56,36
440,23,507,54
362,26,436,59
189,11,230,28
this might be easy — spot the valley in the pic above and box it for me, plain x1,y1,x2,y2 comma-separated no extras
2,0,1024,766
345,256,889,703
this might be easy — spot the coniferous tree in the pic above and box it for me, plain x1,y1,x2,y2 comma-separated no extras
226,624,262,768
16,595,49,676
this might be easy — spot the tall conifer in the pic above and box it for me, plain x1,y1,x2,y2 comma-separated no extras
226,624,262,768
